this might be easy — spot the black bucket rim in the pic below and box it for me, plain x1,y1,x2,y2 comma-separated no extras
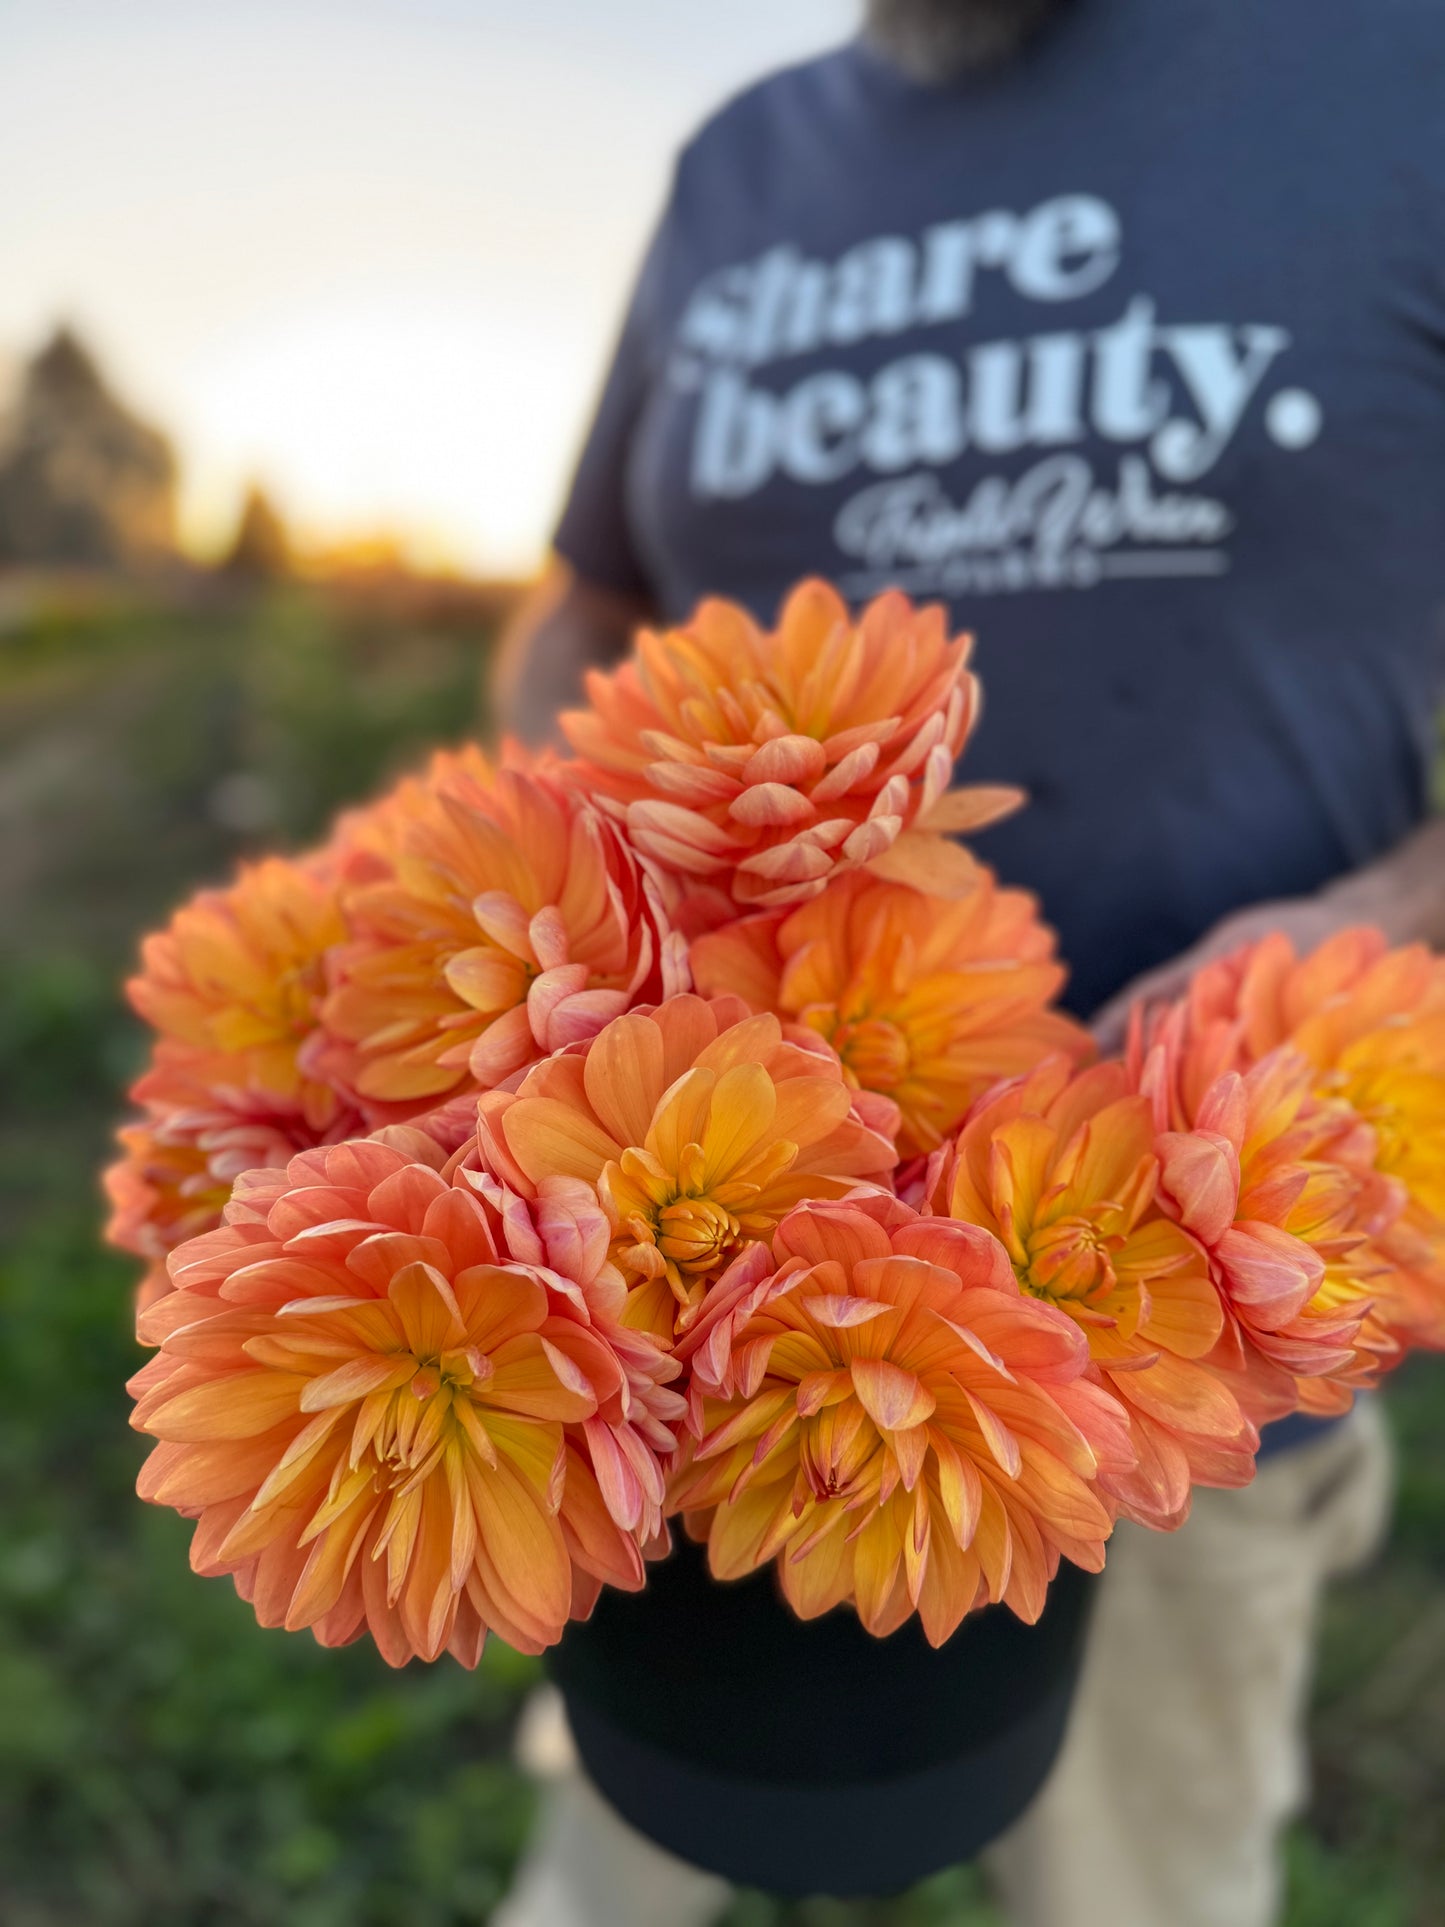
547,1541,1096,1896
565,1652,1080,1898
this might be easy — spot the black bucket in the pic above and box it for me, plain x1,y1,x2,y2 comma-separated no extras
547,1537,1096,1899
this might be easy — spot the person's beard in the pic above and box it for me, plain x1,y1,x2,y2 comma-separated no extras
864,0,1075,80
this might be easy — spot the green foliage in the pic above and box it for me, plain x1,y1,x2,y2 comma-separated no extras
0,585,488,962
0,1223,540,1927
0,588,545,1926
1,586,1442,1923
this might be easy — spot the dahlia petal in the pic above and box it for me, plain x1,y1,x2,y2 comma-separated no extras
344,1230,453,1294
443,947,528,1013
466,1451,572,1639
728,783,817,829
582,1011,666,1150
471,892,534,960
1216,1222,1323,1322
914,785,1026,835
701,1063,778,1183
964,1392,1022,1477
487,1338,597,1422
742,735,829,786
387,1261,466,1355
139,1430,296,1508
973,1485,1013,1599
1138,1267,1226,1359
865,832,981,896
930,1432,983,1549
735,840,835,886
138,1370,306,1441
502,1098,621,1187
850,1357,937,1431
367,1163,452,1233
626,800,739,873
917,1517,982,1647
707,1482,793,1582
840,818,900,867
851,1507,904,1631
526,963,592,1041
806,1295,891,1331
779,1516,852,1620
808,740,882,805
997,1501,1051,1625
543,987,634,1049
583,1415,645,1532
1115,1352,1248,1439
647,761,744,807
1157,1129,1240,1245
300,1355,413,1413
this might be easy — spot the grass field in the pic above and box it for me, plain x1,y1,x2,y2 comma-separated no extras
1,586,1441,1925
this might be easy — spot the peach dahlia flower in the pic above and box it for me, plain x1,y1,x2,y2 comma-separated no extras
126,854,348,1129
318,753,688,1120
105,1071,364,1310
670,1194,1132,1642
468,994,899,1341
109,856,361,1296
1177,929,1445,1349
1138,1032,1403,1423
560,581,1020,914
690,870,1090,1158
130,1134,683,1665
927,1060,1253,1530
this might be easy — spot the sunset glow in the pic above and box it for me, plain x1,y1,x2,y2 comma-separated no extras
2,1,853,575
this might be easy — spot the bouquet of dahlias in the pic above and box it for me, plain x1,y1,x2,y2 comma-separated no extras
111,579,1445,1675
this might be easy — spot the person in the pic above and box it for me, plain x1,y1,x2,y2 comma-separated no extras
492,1,1445,1921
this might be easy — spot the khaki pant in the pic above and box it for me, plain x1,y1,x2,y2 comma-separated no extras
495,1402,1392,1927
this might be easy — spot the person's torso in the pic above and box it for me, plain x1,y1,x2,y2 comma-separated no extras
618,0,1445,1010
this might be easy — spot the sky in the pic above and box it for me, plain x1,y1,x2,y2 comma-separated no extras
1,0,856,573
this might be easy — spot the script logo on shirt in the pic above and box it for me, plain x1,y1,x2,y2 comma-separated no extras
669,195,1323,597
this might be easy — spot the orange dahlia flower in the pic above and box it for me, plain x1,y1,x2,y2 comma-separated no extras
690,870,1090,1158
126,854,348,1129
111,855,362,1294
468,994,899,1341
318,754,688,1119
104,1073,364,1310
1178,928,1445,1348
560,581,1020,915
130,1134,683,1665
327,743,500,883
926,1059,1253,1530
669,1193,1132,1642
1138,1031,1402,1423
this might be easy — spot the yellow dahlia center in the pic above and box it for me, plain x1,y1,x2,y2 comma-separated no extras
610,1139,789,1295
273,955,328,1038
821,1011,912,1093
368,1344,492,1486
656,1195,741,1274
1023,1213,1118,1303
156,1146,230,1219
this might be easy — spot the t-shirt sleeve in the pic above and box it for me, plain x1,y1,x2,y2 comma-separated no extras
552,185,680,598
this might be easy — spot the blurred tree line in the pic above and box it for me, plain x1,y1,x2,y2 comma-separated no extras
0,329,178,573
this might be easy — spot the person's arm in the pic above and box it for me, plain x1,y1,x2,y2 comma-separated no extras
494,158,687,748
1092,816,1445,1050
493,560,654,749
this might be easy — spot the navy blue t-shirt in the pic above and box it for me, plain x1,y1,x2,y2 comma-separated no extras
555,0,1445,1022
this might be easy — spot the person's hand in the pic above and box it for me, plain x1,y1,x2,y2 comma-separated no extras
1089,894,1361,1056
